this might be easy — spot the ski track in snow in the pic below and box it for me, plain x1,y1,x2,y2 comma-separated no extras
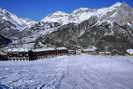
0,54,133,89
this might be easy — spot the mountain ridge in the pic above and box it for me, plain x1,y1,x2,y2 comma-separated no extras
42,2,133,25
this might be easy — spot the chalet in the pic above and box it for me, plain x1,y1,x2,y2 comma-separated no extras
81,47,97,55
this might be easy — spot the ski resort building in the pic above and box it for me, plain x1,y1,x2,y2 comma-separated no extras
81,47,97,55
5,47,69,61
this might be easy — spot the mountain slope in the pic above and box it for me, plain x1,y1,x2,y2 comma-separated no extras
0,35,11,48
35,7,133,53
0,8,36,38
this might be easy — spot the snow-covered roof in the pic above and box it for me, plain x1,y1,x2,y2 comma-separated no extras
127,49,133,54
99,52,111,54
7,48,30,52
33,47,67,52
56,47,67,50
83,47,97,51
6,47,68,52
33,48,56,52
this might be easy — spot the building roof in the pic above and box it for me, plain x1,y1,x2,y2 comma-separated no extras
7,48,30,52
83,46,97,51
7,47,68,52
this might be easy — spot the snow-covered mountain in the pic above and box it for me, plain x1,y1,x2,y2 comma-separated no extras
42,11,71,25
1,2,133,53
42,2,133,25
0,8,36,30
0,8,36,41
34,2,133,53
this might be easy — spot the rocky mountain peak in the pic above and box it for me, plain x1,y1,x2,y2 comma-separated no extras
41,11,70,25
73,8,96,15
111,2,129,8
49,11,69,16
0,8,36,29
0,8,10,15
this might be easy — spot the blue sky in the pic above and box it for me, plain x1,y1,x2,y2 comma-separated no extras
0,0,133,21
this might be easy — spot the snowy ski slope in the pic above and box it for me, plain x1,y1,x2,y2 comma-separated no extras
0,54,133,89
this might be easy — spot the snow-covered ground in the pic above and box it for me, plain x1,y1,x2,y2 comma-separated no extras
0,54,133,89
